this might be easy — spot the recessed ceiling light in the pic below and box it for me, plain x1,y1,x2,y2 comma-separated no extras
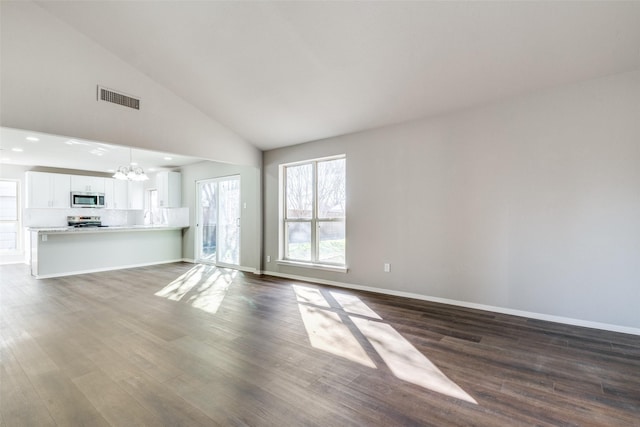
26,136,39,142
1,157,11,162
65,139,89,146
148,168,156,172
164,156,173,161
11,147,24,152
130,162,138,166
107,169,115,173
97,143,118,149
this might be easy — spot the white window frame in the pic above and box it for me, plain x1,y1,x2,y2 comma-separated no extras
279,155,346,272
144,188,159,225
0,179,22,254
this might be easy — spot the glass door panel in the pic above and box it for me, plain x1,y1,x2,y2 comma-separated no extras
217,177,240,266
196,176,239,267
197,180,217,262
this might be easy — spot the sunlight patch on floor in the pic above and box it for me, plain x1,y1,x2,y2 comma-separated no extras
297,303,376,368
330,291,382,319
155,265,236,314
352,316,478,404
293,284,477,404
293,285,330,308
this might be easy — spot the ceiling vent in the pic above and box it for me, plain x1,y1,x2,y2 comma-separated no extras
97,85,140,110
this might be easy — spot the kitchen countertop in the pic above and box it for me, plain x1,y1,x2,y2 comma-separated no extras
29,225,187,233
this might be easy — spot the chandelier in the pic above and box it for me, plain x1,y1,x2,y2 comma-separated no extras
113,148,149,181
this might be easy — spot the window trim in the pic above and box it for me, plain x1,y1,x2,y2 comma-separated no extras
276,259,348,273
144,188,159,225
280,155,346,269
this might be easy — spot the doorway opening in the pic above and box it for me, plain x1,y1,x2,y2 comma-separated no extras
195,176,241,267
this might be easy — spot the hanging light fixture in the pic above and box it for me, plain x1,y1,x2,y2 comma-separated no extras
113,148,149,181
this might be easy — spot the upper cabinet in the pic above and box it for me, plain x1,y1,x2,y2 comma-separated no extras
70,175,105,193
156,171,181,208
26,172,71,208
127,181,144,210
26,171,143,210
104,178,129,210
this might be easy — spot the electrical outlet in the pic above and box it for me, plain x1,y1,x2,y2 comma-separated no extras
267,255,271,263
42,234,48,242
384,263,390,273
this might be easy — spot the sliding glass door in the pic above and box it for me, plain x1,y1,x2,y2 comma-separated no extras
196,176,240,267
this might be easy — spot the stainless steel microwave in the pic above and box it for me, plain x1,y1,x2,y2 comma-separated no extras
71,192,105,208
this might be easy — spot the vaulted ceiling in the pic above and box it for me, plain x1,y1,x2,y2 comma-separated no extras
22,1,640,151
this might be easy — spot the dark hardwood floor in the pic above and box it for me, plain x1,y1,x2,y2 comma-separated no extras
1,262,638,426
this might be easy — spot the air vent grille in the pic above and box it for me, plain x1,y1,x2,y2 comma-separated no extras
97,86,140,110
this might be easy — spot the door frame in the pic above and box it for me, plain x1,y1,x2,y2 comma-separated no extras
195,175,241,268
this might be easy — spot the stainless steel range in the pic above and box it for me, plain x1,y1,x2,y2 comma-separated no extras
67,216,107,228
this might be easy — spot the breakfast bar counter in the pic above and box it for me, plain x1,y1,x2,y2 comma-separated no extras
29,225,187,278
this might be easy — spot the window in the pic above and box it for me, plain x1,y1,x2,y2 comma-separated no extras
282,156,346,267
144,188,162,225
0,180,20,252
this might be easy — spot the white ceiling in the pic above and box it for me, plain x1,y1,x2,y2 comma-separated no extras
33,1,640,151
4,1,640,170
0,127,204,174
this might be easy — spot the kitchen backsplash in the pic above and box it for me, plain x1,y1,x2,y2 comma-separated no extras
23,208,134,227
165,207,189,227
23,207,190,227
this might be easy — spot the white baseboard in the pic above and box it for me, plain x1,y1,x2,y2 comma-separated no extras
261,270,640,336
35,259,185,279
0,260,28,266
229,265,261,274
0,252,27,265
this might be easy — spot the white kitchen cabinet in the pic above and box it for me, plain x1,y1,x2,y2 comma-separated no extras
127,181,144,210
156,171,181,208
70,175,105,193
25,171,71,208
104,179,129,210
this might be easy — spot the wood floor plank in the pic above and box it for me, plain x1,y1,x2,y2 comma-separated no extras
1,262,638,426
116,371,217,427
28,370,111,427
35,334,98,379
0,351,56,427
72,370,165,426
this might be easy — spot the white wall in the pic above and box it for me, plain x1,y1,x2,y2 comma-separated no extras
0,164,29,200
179,161,261,272
263,69,640,330
0,1,260,167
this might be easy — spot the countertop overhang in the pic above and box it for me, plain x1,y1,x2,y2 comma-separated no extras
29,225,187,234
